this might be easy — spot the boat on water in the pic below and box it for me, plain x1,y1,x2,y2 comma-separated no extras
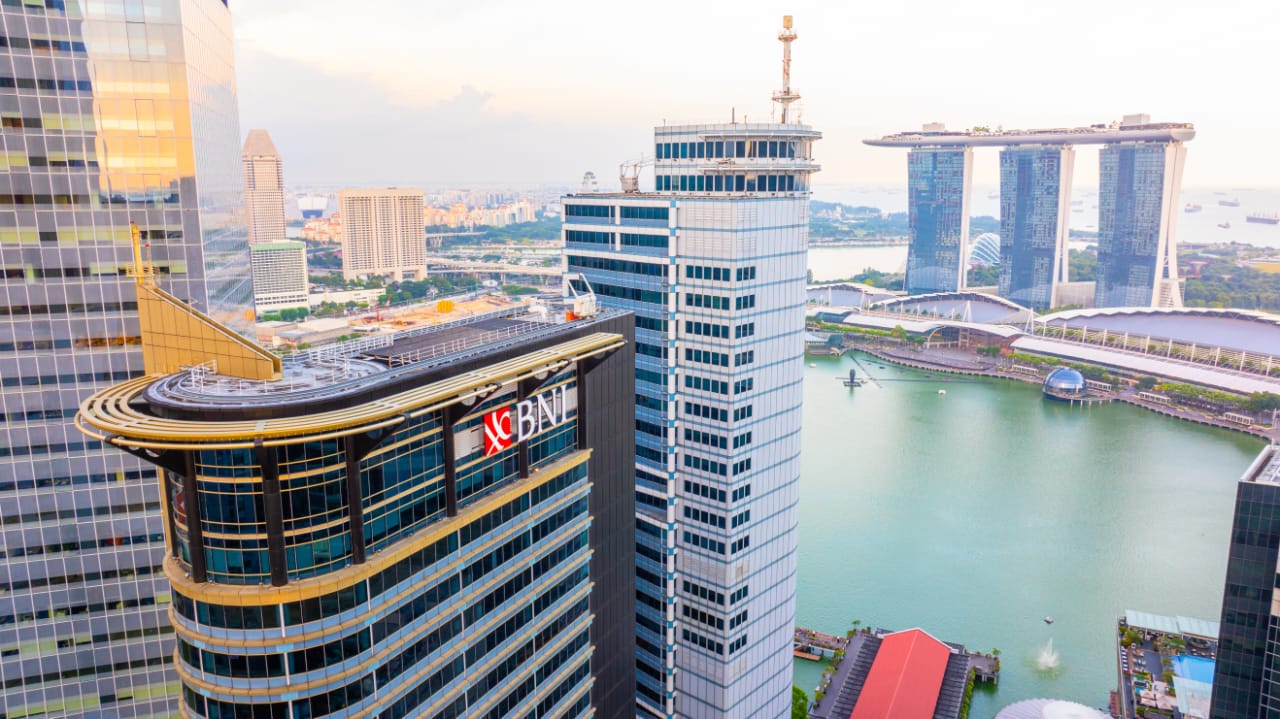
1184,203,1203,213
1247,213,1280,225
1219,221,1232,229
1044,616,1054,624
1219,197,1241,207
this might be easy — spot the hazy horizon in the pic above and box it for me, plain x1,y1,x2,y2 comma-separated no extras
234,0,1280,191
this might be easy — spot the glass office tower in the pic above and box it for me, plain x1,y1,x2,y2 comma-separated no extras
997,146,1074,312
566,119,820,719
905,147,973,294
1095,141,1186,308
1211,444,1280,719
0,2,249,718
77,307,638,719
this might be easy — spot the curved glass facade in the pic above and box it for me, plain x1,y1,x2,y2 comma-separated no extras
1043,367,1086,394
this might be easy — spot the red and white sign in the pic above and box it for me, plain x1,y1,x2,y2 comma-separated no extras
480,386,571,457
483,406,513,456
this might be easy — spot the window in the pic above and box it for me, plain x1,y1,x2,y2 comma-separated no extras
734,322,755,339
734,378,754,395
733,458,752,476
564,204,613,218
683,454,726,477
621,206,669,221
734,351,755,367
732,485,752,502
637,342,668,360
685,348,728,367
682,505,725,530
733,405,753,421
731,536,750,554
682,531,725,555
730,586,749,605
683,480,726,503
564,230,612,245
684,402,728,422
732,432,752,449
685,375,728,395
731,510,750,528
735,295,756,310
681,628,724,654
729,634,748,654
568,254,663,277
736,267,757,281
682,579,724,605
686,265,730,282
620,232,668,249
686,293,728,310
683,427,726,450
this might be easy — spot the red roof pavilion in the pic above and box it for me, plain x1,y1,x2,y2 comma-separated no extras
849,629,953,719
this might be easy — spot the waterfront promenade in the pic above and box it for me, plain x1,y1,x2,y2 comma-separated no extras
843,341,1280,442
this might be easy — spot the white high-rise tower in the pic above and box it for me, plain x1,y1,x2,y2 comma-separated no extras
564,16,820,719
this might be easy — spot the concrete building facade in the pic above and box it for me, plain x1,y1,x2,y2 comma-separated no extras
340,188,426,282
242,129,286,246
250,241,309,314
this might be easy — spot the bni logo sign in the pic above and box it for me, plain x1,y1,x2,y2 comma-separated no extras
480,386,571,457
483,406,513,456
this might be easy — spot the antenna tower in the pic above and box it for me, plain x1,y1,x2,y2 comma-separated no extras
772,15,801,123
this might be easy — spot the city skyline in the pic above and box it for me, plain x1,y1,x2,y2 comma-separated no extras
232,0,1280,190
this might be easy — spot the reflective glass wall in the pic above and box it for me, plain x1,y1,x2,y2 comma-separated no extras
998,146,1073,312
0,2,247,717
905,147,972,294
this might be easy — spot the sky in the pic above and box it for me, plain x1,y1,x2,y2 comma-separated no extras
232,0,1280,191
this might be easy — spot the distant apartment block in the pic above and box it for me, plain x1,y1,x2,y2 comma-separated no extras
243,129,287,245
340,188,427,281
250,242,309,313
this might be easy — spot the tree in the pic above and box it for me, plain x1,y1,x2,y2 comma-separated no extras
1137,376,1158,391
792,686,809,718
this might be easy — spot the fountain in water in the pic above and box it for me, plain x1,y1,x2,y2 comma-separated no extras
1036,638,1061,671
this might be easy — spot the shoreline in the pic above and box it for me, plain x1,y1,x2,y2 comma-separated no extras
842,344,1276,442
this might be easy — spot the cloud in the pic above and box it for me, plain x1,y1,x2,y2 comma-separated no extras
234,47,644,188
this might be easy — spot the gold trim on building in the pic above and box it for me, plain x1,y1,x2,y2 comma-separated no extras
75,333,623,449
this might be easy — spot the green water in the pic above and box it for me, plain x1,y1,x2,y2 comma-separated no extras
793,353,1264,718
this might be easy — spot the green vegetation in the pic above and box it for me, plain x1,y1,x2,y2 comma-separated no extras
429,217,561,246
381,276,480,305
959,668,976,719
308,249,341,269
1068,248,1097,282
966,265,1000,287
1182,248,1280,310
257,307,308,322
808,201,999,243
792,687,809,719
501,284,540,295
1156,382,1280,416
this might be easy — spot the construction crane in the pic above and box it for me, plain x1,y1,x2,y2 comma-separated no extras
619,156,654,193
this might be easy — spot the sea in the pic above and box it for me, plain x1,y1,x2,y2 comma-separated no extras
807,184,1280,282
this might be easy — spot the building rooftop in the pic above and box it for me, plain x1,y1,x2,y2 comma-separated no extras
1124,610,1220,640
1244,445,1280,485
1040,307,1280,357
865,120,1195,148
850,629,952,719
242,128,280,157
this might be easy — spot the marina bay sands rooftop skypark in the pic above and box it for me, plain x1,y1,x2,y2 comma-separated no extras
863,118,1196,148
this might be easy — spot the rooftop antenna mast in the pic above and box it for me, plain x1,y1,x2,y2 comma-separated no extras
772,15,801,124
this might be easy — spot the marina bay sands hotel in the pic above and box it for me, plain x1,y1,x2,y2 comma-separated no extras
864,114,1195,311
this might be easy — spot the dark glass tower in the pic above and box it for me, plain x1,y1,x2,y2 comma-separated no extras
0,2,249,718
906,147,972,294
1212,444,1280,719
998,146,1073,312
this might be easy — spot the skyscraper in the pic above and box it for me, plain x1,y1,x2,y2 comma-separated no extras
998,146,1074,311
1095,115,1188,309
905,144,973,294
340,188,426,282
242,129,308,315
242,129,286,246
1211,444,1280,719
77,277,639,718
564,17,819,719
0,2,249,718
